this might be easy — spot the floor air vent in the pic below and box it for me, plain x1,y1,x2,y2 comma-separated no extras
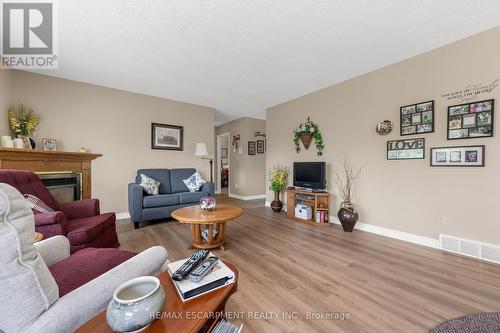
439,234,500,265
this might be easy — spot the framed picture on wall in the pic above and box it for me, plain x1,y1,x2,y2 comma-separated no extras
257,140,265,154
447,99,494,140
430,145,485,167
400,100,434,136
151,123,183,150
220,148,228,158
248,141,256,155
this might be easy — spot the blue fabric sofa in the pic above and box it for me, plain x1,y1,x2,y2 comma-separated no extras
128,168,214,229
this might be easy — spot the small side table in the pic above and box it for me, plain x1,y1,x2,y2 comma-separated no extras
34,232,44,243
75,261,238,333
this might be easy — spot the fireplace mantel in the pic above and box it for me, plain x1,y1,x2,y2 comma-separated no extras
0,148,102,199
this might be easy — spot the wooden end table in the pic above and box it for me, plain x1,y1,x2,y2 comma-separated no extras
171,204,243,251
76,261,238,333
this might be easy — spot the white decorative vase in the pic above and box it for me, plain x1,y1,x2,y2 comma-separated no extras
13,138,24,149
106,276,165,333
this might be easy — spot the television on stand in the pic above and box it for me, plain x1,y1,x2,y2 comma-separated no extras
293,162,326,191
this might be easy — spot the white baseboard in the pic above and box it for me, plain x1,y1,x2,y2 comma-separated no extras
264,204,438,248
330,216,440,249
229,193,266,201
116,212,131,220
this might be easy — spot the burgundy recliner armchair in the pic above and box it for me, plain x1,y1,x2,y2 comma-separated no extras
0,170,119,253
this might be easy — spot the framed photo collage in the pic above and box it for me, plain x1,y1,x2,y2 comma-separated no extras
389,98,494,167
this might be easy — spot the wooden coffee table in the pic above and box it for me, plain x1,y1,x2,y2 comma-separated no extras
76,261,238,333
171,204,243,251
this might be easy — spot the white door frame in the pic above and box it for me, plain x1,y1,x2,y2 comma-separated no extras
216,132,230,195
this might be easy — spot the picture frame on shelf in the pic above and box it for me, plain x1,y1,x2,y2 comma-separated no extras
387,138,425,160
430,145,485,167
257,140,265,154
447,99,494,140
400,100,434,136
151,123,183,150
248,141,256,155
41,138,57,151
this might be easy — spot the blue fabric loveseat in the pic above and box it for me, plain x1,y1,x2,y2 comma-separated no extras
128,168,214,229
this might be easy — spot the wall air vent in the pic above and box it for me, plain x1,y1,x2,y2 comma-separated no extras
439,234,500,265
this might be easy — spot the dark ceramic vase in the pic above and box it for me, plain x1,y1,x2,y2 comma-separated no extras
338,202,359,232
270,192,283,212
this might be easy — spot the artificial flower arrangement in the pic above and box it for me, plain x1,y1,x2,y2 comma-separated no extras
200,196,217,210
267,165,289,194
8,104,40,138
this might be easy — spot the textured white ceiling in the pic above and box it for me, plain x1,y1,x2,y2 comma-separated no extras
33,1,500,124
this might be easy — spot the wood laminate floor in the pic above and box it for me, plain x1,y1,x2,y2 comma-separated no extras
117,196,500,333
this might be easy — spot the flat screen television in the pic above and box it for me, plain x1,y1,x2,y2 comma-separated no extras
293,162,326,190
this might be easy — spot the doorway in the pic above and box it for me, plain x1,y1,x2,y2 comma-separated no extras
216,133,230,195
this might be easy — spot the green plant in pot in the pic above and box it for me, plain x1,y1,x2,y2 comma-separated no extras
267,165,289,212
293,117,324,156
335,158,365,232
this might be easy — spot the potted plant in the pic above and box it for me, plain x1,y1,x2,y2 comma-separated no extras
335,158,365,232
293,117,324,156
267,165,289,212
8,104,40,149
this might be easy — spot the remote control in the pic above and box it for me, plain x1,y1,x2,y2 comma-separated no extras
172,250,208,281
189,256,219,283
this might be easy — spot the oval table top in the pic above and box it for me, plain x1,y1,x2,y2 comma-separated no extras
171,204,243,224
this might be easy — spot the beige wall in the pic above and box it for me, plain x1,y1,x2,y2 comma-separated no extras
0,70,11,135
5,70,215,213
215,117,266,197
266,27,500,245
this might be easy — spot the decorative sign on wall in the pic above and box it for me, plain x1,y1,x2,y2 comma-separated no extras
442,79,499,103
248,141,256,155
400,101,434,136
447,99,494,140
387,138,425,160
430,145,485,167
257,140,265,154
375,120,393,136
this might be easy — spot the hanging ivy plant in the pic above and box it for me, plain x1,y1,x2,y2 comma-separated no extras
293,117,324,156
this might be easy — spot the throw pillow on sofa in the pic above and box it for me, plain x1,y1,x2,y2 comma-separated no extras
139,174,161,195
24,194,54,214
183,171,206,192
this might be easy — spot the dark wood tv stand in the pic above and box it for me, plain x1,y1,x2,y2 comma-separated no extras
286,188,331,227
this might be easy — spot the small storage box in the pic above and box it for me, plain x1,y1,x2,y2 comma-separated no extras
295,205,312,220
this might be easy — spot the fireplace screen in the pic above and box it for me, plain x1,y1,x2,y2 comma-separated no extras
38,172,82,203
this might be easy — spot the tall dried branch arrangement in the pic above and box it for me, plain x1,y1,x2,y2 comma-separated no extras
334,158,365,204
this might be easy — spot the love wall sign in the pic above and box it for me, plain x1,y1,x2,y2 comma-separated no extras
387,138,425,160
